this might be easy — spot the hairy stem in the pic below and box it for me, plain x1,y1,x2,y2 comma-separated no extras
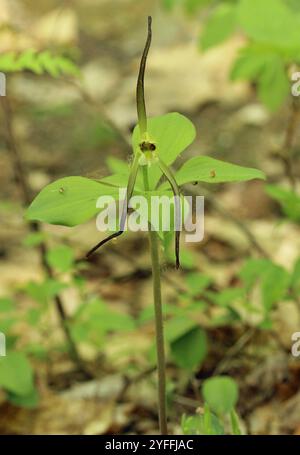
143,167,168,434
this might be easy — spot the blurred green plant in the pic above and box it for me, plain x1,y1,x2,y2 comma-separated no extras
0,49,80,77
164,0,300,111
266,184,300,223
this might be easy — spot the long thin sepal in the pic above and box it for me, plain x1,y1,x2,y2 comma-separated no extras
158,158,181,269
136,16,152,136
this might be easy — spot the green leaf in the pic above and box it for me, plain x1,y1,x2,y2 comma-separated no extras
0,352,34,396
231,45,271,81
181,411,224,435
23,232,47,247
239,258,270,289
240,259,290,313
106,157,129,175
132,113,196,188
261,264,290,312
284,0,300,12
0,52,18,72
230,409,242,435
291,258,300,295
184,0,212,14
257,56,290,110
171,326,207,370
200,4,236,51
0,50,80,77
162,156,265,187
100,173,144,190
37,50,60,77
17,49,43,74
237,0,300,48
165,316,197,343
54,55,80,78
26,177,119,227
266,184,300,222
162,0,178,10
71,298,135,345
185,273,212,296
46,245,75,273
25,279,67,305
231,45,289,110
207,288,245,313
7,386,39,408
0,298,14,312
202,376,239,415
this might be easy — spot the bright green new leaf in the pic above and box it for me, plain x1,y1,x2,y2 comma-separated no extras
0,53,18,72
0,352,34,396
230,409,242,435
240,258,290,313
261,264,290,312
171,326,207,370
0,50,80,77
23,232,47,247
266,184,300,222
200,4,236,51
26,177,119,227
25,279,67,306
202,376,239,415
237,0,300,48
160,156,265,188
291,258,300,295
185,273,212,296
8,387,39,408
231,45,271,82
46,245,75,273
132,113,196,188
185,0,212,15
165,316,197,343
258,56,290,111
239,258,271,289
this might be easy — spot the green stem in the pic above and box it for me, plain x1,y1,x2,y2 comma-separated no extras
143,167,168,435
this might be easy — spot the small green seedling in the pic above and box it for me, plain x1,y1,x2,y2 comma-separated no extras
26,17,265,434
182,376,241,435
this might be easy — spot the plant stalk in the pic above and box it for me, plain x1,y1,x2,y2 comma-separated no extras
143,167,168,434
